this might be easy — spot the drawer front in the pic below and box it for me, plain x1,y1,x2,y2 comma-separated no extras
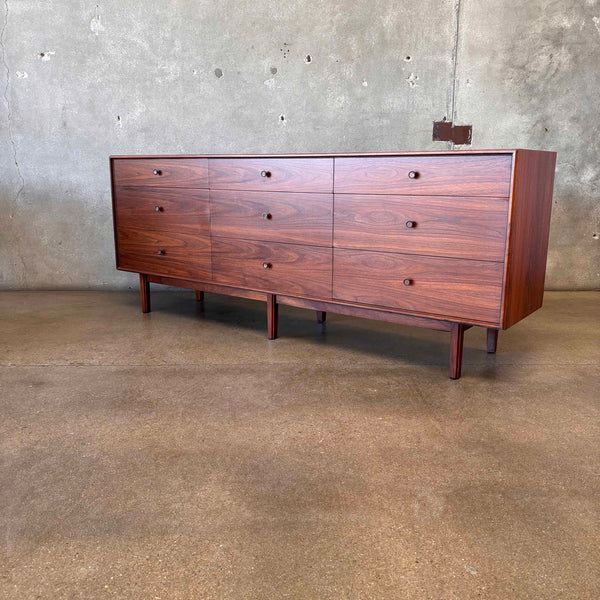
114,187,210,235
334,195,508,262
333,249,503,323
209,158,333,192
212,239,332,298
117,228,211,280
211,190,333,247
334,155,512,197
112,158,208,188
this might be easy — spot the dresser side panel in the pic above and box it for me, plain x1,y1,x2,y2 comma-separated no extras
502,150,557,328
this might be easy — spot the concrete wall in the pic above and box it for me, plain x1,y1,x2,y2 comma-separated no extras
1,0,598,290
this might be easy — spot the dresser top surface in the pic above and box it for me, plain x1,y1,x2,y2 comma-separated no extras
110,149,555,160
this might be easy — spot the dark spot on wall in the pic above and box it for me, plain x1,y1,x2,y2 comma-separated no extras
214,68,223,78
305,54,312,63
39,52,45,58
270,67,278,75
593,233,599,240
404,56,412,62
117,115,121,122
544,127,549,132
280,114,285,122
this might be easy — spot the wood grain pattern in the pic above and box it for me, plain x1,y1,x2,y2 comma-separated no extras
112,158,208,188
114,187,209,234
117,228,211,280
501,149,556,328
333,249,503,323
209,158,333,192
210,190,333,247
212,238,332,298
334,155,512,197
334,194,508,261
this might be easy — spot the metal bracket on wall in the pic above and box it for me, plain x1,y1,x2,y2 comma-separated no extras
433,121,472,145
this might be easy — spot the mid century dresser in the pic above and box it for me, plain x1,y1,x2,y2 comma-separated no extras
110,150,556,379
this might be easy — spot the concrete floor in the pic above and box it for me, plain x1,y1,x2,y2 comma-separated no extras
1,290,598,599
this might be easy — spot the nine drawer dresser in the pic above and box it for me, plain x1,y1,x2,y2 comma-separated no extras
110,150,556,379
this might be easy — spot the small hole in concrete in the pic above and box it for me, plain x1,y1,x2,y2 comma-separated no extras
404,55,412,61
280,114,285,122
116,115,121,121
214,68,223,78
39,52,45,58
305,54,312,63
593,233,599,240
270,67,277,75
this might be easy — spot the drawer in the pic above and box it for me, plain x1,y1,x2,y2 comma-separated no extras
212,239,332,298
334,195,508,262
334,155,512,197
209,158,333,192
210,190,333,247
112,158,208,188
333,249,503,323
114,187,210,235
117,228,211,280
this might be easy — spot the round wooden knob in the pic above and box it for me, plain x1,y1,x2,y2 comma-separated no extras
403,278,412,286
156,249,165,255
262,212,272,220
155,206,163,212
260,170,272,178
152,169,162,176
262,262,272,269
408,170,418,179
405,220,415,228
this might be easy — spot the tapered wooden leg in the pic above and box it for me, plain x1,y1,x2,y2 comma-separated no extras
449,323,466,379
317,311,326,324
267,294,278,340
486,328,498,353
139,273,151,313
195,290,204,302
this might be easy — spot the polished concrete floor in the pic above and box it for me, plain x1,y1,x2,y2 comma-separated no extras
1,291,598,599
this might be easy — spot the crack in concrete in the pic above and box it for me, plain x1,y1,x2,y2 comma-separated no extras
2,0,27,287
450,0,462,150
2,0,25,206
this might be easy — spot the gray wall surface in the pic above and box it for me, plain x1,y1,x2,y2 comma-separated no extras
1,0,599,290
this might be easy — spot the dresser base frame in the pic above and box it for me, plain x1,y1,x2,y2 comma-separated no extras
139,273,499,380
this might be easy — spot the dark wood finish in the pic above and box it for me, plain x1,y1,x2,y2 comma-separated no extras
209,158,333,192
487,328,498,353
139,273,151,313
277,295,456,331
316,311,326,324
117,228,211,280
334,194,508,261
212,238,332,298
111,150,556,379
195,290,204,302
113,187,209,234
112,158,208,188
449,323,467,379
210,190,333,247
333,249,503,323
147,275,267,301
267,294,278,339
501,149,557,328
334,155,512,197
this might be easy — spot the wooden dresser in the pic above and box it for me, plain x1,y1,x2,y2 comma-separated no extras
110,150,556,379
